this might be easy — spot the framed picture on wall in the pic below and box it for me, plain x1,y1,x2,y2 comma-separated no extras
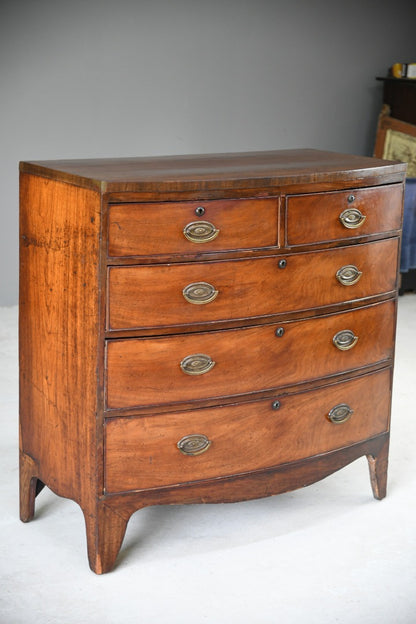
374,106,416,177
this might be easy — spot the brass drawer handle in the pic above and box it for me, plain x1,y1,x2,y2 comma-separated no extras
339,208,366,229
183,281,219,304
327,403,354,424
336,264,362,286
177,434,211,456
333,329,358,351
183,221,219,243
180,353,216,375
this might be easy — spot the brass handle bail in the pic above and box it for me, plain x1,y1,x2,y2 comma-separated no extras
336,265,362,286
333,329,358,351
180,354,216,375
327,403,354,424
183,221,219,243
177,434,211,456
183,282,219,304
339,208,366,229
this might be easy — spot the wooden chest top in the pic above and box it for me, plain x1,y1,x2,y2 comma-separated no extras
20,149,405,193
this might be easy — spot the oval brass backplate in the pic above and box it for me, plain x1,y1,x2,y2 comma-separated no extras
327,403,354,424
183,282,219,304
339,208,366,229
180,353,216,375
336,264,362,286
177,434,212,456
333,329,358,351
183,221,219,243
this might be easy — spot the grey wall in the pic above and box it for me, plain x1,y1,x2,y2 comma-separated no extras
1,0,415,305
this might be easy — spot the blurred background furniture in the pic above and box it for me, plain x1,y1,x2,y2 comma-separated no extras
376,76,416,294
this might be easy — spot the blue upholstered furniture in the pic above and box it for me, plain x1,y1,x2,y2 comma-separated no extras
401,178,416,274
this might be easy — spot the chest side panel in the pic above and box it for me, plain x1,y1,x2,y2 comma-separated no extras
19,173,103,504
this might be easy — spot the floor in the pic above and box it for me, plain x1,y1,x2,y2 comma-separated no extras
1,296,415,624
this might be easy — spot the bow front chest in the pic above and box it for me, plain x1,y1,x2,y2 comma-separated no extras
19,149,405,573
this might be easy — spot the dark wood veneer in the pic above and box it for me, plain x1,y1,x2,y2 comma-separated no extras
20,149,404,192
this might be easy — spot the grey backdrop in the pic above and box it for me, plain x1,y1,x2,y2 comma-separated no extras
1,0,415,305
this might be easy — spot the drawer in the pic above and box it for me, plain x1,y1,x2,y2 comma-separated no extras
104,368,391,492
286,184,403,246
108,198,279,257
107,238,399,331
106,300,395,410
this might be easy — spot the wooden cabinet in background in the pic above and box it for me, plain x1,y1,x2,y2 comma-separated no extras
19,149,405,573
377,76,416,293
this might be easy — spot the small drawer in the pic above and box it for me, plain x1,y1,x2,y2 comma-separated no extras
108,198,279,258
107,237,399,331
286,184,403,246
106,299,395,410
104,368,391,492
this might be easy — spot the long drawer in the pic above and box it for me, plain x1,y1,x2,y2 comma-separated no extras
104,368,391,493
106,300,395,410
107,237,398,331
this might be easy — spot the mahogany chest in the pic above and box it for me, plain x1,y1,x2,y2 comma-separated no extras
19,149,406,573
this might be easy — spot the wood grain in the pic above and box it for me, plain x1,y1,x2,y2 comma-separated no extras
104,368,391,492
19,174,102,508
108,238,399,331
103,434,390,512
108,198,279,257
106,300,395,410
367,435,389,500
286,183,403,246
20,149,406,193
19,150,404,573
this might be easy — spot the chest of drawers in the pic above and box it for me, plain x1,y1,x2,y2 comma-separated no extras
19,149,406,573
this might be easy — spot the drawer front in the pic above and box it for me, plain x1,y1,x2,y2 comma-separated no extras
104,368,391,492
106,300,395,410
286,184,402,246
107,238,398,331
108,198,279,257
